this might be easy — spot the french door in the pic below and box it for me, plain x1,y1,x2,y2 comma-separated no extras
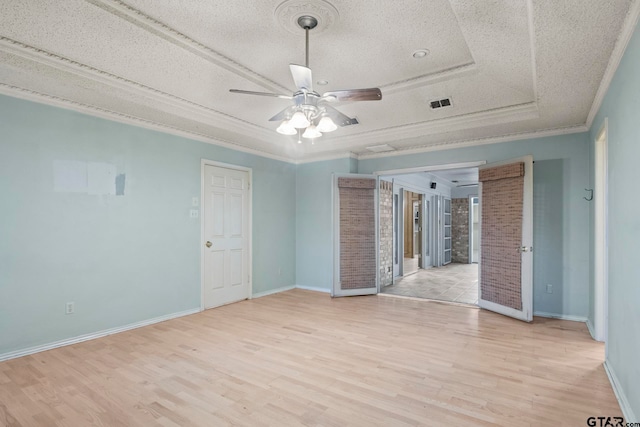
332,174,378,297
478,156,533,321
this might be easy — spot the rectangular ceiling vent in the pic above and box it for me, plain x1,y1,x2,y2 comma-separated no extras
430,98,452,109
366,144,396,153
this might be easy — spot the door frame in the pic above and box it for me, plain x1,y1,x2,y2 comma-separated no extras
200,159,253,311
594,119,609,345
377,161,486,276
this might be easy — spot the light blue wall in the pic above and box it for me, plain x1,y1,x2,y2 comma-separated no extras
0,95,296,355
295,158,352,290
357,133,591,318
589,21,640,420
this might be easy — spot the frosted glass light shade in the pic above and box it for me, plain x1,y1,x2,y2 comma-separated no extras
316,116,337,132
276,120,296,135
289,111,310,128
302,125,322,139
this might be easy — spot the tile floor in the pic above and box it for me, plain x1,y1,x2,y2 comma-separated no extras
382,262,478,304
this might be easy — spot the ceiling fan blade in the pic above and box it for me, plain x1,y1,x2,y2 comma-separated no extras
457,183,479,187
268,106,294,122
289,64,313,91
321,88,382,102
229,89,292,100
323,105,358,127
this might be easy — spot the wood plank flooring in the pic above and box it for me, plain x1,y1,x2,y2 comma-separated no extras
0,289,621,426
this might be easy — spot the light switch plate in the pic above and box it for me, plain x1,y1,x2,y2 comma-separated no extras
192,197,199,207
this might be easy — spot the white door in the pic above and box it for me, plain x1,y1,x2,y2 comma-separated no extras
333,173,378,297
203,164,250,309
478,156,533,321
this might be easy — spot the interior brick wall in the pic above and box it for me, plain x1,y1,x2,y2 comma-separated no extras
451,198,469,264
338,178,376,290
379,180,393,286
479,162,524,310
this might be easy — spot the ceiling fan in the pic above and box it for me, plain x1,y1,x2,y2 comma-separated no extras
229,15,382,142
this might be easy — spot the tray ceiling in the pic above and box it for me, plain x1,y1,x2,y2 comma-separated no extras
0,0,635,162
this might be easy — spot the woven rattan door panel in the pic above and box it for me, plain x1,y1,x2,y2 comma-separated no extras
478,157,533,321
333,175,378,297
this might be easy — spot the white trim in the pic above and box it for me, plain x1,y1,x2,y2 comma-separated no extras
376,161,487,176
296,285,332,293
604,360,638,423
0,83,588,166
586,319,596,340
381,62,478,95
357,125,588,160
88,1,290,94
0,36,278,145
252,285,295,298
533,311,588,323
332,102,540,148
294,152,357,164
0,84,295,164
0,308,200,362
200,160,253,310
594,119,609,344
586,1,640,128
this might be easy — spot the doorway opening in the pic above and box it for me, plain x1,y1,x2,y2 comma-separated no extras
378,164,480,305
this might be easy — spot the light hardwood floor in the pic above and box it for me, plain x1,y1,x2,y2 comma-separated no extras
0,290,620,426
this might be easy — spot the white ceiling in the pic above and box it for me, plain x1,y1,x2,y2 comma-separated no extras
0,0,635,162
430,167,478,185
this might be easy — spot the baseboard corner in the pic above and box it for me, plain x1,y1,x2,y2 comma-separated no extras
295,285,331,294
251,285,295,299
533,311,588,323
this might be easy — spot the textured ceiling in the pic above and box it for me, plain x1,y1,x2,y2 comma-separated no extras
0,0,635,161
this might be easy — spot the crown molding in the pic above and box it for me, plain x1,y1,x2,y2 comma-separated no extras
356,124,588,160
0,36,280,144
294,151,356,164
326,101,540,148
86,0,290,95
381,62,477,95
0,84,295,164
586,0,640,129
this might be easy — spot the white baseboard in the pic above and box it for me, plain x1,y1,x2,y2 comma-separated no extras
533,311,588,323
295,285,331,294
251,285,295,299
586,319,596,340
604,360,638,423
0,308,200,363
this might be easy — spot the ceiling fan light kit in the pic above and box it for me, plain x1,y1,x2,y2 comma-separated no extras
229,14,382,143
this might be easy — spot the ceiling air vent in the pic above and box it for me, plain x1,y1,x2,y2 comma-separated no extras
430,98,452,109
366,144,396,153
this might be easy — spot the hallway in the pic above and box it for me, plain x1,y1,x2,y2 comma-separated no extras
382,263,478,304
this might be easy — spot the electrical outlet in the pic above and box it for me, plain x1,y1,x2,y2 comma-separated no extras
190,209,199,218
192,197,199,207
65,302,75,315
546,284,553,294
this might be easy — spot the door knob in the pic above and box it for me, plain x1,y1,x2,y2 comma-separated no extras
205,241,212,248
